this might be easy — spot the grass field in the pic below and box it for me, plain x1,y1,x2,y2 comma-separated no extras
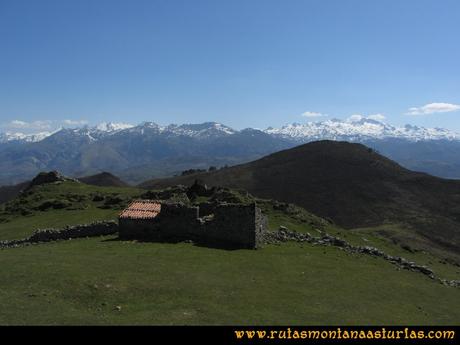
0,237,459,325
0,181,459,325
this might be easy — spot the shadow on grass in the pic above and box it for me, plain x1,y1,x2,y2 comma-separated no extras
102,236,251,251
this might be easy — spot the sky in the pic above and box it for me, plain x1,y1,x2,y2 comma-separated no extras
0,0,459,133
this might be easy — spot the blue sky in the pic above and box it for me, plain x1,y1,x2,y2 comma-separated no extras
0,0,459,132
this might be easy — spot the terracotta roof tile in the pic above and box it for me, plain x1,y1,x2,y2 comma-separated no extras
119,200,161,219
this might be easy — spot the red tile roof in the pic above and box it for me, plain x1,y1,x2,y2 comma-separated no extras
119,200,161,219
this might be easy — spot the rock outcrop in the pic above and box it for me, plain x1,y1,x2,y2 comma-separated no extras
26,171,79,190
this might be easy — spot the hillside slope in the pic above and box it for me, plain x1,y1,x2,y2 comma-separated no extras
141,140,460,259
0,172,130,205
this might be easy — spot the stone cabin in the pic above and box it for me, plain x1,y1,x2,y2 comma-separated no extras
118,199,267,249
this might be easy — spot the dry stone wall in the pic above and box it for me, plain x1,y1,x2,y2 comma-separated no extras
266,227,460,288
0,220,118,249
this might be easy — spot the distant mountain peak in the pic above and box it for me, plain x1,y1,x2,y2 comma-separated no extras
139,121,161,128
95,122,134,132
174,122,236,135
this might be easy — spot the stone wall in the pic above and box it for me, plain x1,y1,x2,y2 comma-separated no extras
265,227,460,288
158,202,200,240
118,218,159,241
0,220,118,248
197,202,215,217
194,203,265,248
255,206,268,248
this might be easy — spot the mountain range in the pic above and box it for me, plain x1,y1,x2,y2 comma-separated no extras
2,118,460,185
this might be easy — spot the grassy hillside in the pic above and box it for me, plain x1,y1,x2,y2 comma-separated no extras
140,140,460,263
0,180,141,240
0,171,130,206
0,180,459,325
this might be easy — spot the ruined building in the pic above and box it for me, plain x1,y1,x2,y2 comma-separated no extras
118,199,267,249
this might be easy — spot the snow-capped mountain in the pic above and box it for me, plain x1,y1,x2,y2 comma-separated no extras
165,122,236,138
69,122,138,141
0,122,134,143
0,121,237,143
0,130,56,143
124,121,236,139
68,122,136,141
2,119,459,144
264,118,460,142
95,122,134,132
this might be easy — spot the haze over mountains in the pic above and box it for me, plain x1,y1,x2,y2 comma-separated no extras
2,118,460,185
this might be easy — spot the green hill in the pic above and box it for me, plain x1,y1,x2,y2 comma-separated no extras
0,179,141,240
140,140,460,263
0,178,459,325
0,171,129,206
77,172,129,187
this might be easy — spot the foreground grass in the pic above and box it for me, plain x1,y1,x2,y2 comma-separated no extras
0,237,458,325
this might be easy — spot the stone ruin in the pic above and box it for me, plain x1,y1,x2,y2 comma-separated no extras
118,181,267,249
119,200,267,249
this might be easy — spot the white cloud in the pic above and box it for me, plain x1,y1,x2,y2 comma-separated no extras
346,113,386,123
347,114,364,122
301,111,327,118
406,102,460,115
5,120,53,130
367,113,386,121
1,118,88,134
10,120,28,127
63,119,88,125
